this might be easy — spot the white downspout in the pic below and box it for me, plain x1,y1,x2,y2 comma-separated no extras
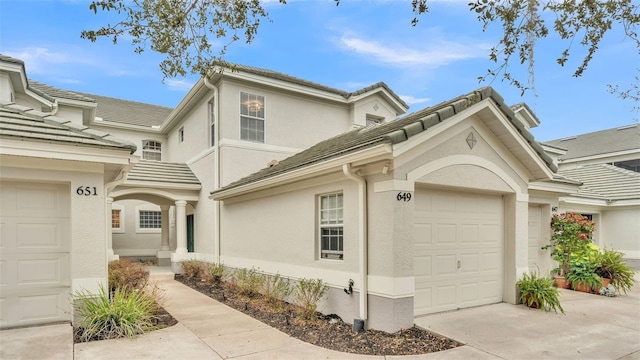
204,75,221,264
342,163,368,324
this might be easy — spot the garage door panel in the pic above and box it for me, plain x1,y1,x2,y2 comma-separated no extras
414,255,432,277
414,188,504,316
0,181,70,328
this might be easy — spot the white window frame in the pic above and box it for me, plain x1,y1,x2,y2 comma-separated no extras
240,92,265,143
111,205,125,234
136,204,162,234
209,100,216,147
178,126,184,143
366,115,383,127
318,192,344,261
142,140,162,161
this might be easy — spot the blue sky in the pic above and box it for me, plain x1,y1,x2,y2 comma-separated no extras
1,0,637,141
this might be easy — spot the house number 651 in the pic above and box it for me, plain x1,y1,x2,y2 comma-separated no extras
396,192,412,202
76,186,98,196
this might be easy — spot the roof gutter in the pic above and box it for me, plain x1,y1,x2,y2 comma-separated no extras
342,163,368,326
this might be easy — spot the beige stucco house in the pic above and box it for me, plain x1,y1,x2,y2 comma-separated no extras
1,53,637,331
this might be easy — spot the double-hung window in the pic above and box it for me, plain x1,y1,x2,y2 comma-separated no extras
240,92,265,143
112,209,122,229
139,210,161,229
142,140,162,161
319,193,343,260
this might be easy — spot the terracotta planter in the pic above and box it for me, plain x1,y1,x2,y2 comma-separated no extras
594,278,611,293
573,282,591,293
554,276,570,289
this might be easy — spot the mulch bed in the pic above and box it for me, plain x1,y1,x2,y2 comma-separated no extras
175,274,461,356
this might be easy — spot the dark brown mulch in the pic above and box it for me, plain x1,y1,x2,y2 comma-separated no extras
73,307,178,343
175,274,461,356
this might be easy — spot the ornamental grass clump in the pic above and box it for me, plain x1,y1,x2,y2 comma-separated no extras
234,267,265,297
261,273,293,310
108,259,149,293
516,270,564,314
74,286,157,342
294,278,328,321
542,213,595,276
181,260,205,280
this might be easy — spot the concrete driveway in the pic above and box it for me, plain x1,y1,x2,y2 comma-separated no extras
415,275,640,360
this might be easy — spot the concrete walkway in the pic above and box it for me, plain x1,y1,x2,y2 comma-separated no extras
2,271,639,359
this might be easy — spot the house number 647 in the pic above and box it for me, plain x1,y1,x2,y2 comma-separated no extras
396,192,412,202
76,186,98,196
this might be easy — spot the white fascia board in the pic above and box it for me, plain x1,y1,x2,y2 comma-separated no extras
160,80,207,133
540,143,567,155
89,119,163,134
559,196,608,207
608,199,640,207
212,144,393,200
219,138,302,155
223,71,347,104
528,180,581,194
485,100,555,180
347,88,408,114
0,138,133,165
559,149,640,165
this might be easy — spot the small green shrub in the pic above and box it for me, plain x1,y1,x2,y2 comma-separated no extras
595,249,636,294
181,260,205,280
235,267,265,297
202,263,226,285
261,273,292,309
294,278,328,320
516,270,564,314
108,260,149,292
566,259,601,291
75,286,157,342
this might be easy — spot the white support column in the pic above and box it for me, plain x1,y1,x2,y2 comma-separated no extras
175,200,188,254
106,197,119,261
504,193,529,304
160,205,170,251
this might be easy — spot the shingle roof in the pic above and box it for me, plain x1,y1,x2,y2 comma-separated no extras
544,124,640,160
559,164,640,201
226,63,409,109
28,80,96,103
0,102,137,153
212,87,555,195
27,81,173,127
126,160,201,186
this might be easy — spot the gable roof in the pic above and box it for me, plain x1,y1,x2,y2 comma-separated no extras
212,87,555,197
544,124,640,160
221,63,409,110
559,164,640,201
124,160,201,188
28,80,96,103
0,102,136,154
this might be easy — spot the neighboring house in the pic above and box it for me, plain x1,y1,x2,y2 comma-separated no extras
543,125,640,267
3,53,634,333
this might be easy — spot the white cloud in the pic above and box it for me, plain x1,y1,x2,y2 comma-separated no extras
339,35,486,68
5,47,96,75
166,79,195,91
400,95,431,105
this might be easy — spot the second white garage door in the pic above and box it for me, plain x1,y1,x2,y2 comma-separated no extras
414,188,504,316
0,181,71,329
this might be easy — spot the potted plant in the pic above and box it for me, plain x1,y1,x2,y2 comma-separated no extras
542,213,595,288
516,270,564,314
565,259,601,292
595,249,636,294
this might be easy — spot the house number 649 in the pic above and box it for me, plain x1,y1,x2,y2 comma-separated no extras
396,192,412,202
76,186,98,196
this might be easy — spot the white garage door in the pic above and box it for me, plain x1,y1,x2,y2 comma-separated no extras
528,205,543,270
0,181,71,328
414,188,504,316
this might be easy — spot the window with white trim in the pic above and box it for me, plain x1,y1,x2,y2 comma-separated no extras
112,209,122,229
240,92,265,143
366,117,382,127
142,140,162,161
319,192,343,260
209,100,216,147
139,210,161,229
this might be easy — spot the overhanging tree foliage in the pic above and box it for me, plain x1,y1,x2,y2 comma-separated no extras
82,0,639,102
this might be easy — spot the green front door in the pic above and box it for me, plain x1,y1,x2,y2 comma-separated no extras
187,214,194,253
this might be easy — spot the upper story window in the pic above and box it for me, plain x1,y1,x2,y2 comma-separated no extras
319,192,344,260
209,100,216,147
142,140,162,161
240,92,265,143
179,127,184,143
